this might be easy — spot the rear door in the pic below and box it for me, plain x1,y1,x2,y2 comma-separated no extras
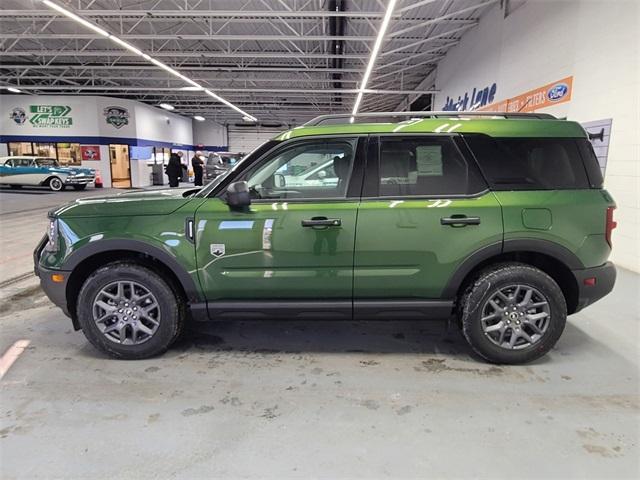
194,135,365,317
353,134,503,316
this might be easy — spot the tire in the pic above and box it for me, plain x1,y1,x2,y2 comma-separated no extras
48,177,65,192
460,262,567,364
72,184,87,191
76,262,185,359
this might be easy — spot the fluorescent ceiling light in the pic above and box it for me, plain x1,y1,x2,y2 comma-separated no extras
180,86,203,91
159,103,175,111
193,115,205,121
350,0,397,120
42,0,110,37
39,0,257,122
242,115,258,123
6,87,22,93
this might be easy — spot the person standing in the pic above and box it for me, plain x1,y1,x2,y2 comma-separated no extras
192,151,205,186
165,152,182,188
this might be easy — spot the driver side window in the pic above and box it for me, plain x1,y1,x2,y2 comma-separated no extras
244,138,357,200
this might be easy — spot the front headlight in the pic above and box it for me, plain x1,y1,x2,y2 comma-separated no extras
45,218,59,252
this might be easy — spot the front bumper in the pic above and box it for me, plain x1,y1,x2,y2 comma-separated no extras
572,261,616,313
34,236,73,321
65,175,95,185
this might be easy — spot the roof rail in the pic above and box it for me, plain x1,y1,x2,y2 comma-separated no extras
304,111,557,126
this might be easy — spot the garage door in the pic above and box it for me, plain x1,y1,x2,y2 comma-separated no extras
228,125,283,153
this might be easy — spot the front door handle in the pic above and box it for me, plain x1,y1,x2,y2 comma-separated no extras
301,217,342,228
440,215,481,226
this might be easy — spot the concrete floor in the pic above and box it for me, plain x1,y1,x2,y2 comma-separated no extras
1,185,638,478
1,268,638,479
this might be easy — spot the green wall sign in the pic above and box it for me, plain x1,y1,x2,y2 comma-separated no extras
29,105,73,127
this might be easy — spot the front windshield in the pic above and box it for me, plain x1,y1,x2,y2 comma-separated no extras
36,158,59,167
194,140,280,198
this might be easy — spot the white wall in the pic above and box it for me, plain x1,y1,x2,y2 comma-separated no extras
435,0,640,272
192,119,227,148
0,95,196,188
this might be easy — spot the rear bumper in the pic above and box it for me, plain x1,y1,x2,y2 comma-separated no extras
572,261,616,313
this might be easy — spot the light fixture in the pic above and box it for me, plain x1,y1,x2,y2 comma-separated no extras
6,87,22,93
42,0,110,37
179,86,203,91
350,0,397,122
193,115,205,121
159,103,175,111
242,115,257,123
39,0,257,122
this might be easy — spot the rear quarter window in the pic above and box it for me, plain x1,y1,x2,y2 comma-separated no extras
463,134,592,190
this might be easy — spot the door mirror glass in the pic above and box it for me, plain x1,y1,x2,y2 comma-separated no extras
226,181,251,209
274,173,286,188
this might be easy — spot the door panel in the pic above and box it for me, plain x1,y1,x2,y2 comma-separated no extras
354,194,503,298
194,135,364,303
194,198,357,299
354,134,503,300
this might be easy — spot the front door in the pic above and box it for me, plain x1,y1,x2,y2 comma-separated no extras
194,136,365,317
109,144,131,188
354,135,503,315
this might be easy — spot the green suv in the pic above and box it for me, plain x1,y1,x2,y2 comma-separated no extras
34,112,617,364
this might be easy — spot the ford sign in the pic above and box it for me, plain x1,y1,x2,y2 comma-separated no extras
547,83,568,102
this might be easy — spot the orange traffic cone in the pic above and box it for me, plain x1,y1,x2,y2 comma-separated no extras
95,169,103,188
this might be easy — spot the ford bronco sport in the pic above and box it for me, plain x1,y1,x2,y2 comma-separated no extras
34,112,616,364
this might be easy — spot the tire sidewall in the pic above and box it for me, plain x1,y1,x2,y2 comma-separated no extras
49,177,64,191
77,264,179,359
462,264,567,364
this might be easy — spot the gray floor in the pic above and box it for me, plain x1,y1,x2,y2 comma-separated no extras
1,185,639,478
1,269,638,479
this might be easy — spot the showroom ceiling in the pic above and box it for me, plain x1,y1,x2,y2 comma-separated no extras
0,0,496,125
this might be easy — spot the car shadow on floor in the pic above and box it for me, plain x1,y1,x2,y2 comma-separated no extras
0,186,55,195
160,317,601,366
168,319,477,361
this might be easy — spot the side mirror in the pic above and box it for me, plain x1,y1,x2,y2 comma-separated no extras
226,181,251,210
274,173,286,188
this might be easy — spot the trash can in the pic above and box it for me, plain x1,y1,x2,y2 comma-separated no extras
151,164,165,186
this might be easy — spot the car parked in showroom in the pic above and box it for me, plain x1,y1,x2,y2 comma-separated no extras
34,112,616,364
204,152,242,182
0,155,95,191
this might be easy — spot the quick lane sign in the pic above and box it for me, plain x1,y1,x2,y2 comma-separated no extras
29,105,73,127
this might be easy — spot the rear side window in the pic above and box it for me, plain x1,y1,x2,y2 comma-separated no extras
464,134,591,190
376,136,486,197
576,139,604,188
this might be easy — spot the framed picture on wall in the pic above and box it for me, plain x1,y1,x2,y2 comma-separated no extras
80,145,101,161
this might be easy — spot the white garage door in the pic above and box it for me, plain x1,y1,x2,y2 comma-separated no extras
228,126,283,154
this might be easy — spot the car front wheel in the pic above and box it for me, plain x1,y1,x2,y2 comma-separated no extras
48,177,65,191
460,263,567,364
73,184,87,191
76,262,185,359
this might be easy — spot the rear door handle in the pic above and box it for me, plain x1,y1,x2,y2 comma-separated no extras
440,215,481,226
301,217,342,228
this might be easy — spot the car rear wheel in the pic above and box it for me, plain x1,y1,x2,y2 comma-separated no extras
460,263,567,364
72,184,87,191
76,262,185,359
48,177,65,192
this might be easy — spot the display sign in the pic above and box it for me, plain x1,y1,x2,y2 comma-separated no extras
581,118,613,177
477,76,573,112
103,106,129,129
28,105,73,128
443,83,497,111
80,145,101,161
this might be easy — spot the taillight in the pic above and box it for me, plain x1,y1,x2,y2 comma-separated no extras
605,206,617,247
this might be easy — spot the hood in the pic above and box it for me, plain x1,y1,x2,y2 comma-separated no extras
51,187,200,218
51,166,95,175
